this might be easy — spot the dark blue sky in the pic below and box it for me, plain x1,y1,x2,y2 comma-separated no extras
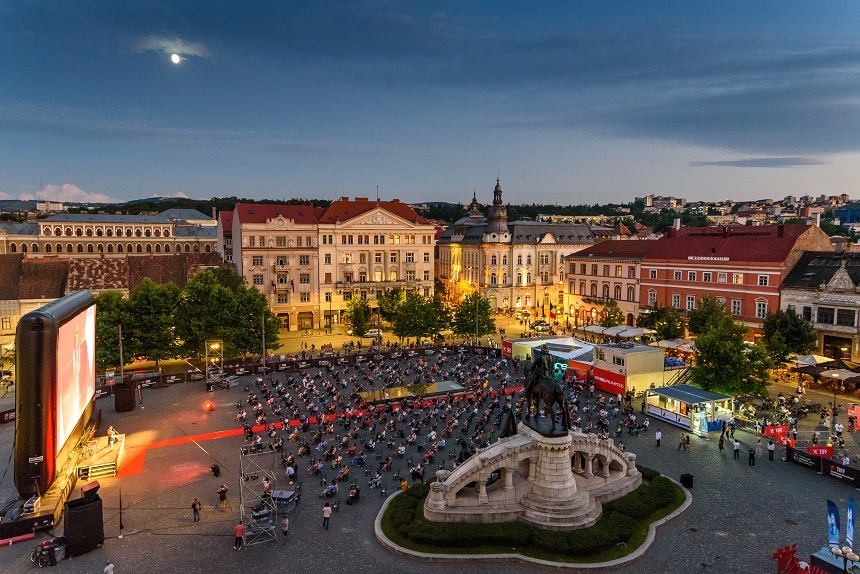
1,1,859,204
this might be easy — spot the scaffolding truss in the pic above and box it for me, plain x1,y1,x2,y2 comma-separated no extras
238,443,279,546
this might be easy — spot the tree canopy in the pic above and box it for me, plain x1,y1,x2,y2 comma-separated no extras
761,308,817,363
599,299,625,328
686,296,726,336
344,297,372,337
637,305,684,341
451,292,495,341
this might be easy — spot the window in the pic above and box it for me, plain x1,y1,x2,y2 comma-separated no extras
688,271,696,281
686,295,696,310
628,266,636,279
649,269,657,279
581,264,588,275
276,236,286,247
277,275,288,285
277,294,289,304
591,264,598,276
253,274,263,285
252,256,263,266
324,254,332,265
390,253,397,263
615,265,623,277
718,272,727,283
518,255,523,266
424,252,430,263
405,252,415,263
541,253,550,265
648,290,657,306
673,270,682,281
258,236,265,247
502,255,507,265
299,273,310,284
603,265,610,277
671,294,681,308
758,275,769,286
406,270,415,281
248,236,255,247
731,300,742,316
627,286,635,301
837,309,856,327
802,306,812,321
591,283,598,297
359,253,367,264
300,293,310,302
424,270,430,281
359,272,366,282
614,285,622,299
603,284,610,299
299,255,309,266
343,291,353,301
817,307,835,324
702,272,712,282
491,255,497,266
527,255,532,265
375,253,382,264
0,317,10,330
733,273,744,285
324,292,332,302
755,300,768,319
613,356,625,367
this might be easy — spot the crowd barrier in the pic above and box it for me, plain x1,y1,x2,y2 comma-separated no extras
786,445,860,486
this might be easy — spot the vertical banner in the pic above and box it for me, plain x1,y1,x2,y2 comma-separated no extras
828,500,841,548
849,495,856,548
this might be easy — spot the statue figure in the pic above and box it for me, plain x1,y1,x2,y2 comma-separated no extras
523,344,571,434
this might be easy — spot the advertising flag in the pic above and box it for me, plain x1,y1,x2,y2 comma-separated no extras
848,495,855,548
828,499,841,548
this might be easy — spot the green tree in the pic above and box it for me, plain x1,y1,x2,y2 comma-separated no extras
451,292,495,341
599,300,625,327
761,309,817,363
211,266,246,292
230,284,281,358
377,288,405,323
93,290,129,371
392,291,433,342
433,278,447,300
126,279,181,369
690,312,772,395
637,306,684,341
174,270,238,358
345,297,372,337
686,296,726,336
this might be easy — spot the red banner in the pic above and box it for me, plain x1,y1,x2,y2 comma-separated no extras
502,340,512,359
807,445,834,457
593,367,626,395
764,425,788,439
567,360,591,382
780,436,796,448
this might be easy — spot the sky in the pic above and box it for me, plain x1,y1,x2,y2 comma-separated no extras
1,1,859,206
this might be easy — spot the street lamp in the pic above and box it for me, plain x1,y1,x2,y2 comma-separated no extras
832,371,842,434
830,545,859,573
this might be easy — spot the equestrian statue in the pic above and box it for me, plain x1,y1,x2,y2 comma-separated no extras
522,344,571,434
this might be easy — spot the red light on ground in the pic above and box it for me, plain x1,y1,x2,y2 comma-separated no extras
204,402,214,411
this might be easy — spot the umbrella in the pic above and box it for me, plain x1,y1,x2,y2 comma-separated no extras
820,369,859,381
794,354,836,367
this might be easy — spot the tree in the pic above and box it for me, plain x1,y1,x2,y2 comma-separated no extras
173,270,238,358
230,284,281,358
126,279,181,369
392,292,433,342
690,311,772,395
94,290,129,371
377,288,405,323
433,278,447,301
344,297,372,337
637,306,684,341
599,300,625,327
451,292,495,341
686,296,726,336
762,309,817,363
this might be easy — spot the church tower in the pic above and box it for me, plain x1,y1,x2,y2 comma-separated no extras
486,178,508,235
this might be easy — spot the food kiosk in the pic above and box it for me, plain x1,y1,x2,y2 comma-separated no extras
645,384,734,436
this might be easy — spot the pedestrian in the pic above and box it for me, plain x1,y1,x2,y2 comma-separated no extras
755,438,763,458
280,515,289,544
655,428,662,447
323,502,332,530
192,498,201,522
748,447,756,467
733,439,741,460
104,561,115,574
718,435,724,454
677,433,684,451
107,425,118,450
233,520,246,550
768,440,775,461
683,434,691,453
217,484,229,512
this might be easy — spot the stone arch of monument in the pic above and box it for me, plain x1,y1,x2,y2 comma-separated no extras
425,423,642,531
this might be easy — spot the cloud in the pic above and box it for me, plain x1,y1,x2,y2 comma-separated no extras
136,36,209,59
689,157,827,168
152,192,189,198
0,191,13,200
19,184,122,204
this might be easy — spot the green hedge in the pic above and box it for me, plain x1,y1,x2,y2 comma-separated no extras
384,465,681,559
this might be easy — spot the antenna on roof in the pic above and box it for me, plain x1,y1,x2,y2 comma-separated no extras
376,186,380,206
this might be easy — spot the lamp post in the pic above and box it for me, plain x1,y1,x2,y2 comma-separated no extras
830,545,859,573
832,371,842,434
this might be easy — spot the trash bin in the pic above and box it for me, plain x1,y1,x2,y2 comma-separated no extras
680,473,693,488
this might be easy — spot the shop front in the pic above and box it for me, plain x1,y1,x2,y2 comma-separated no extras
645,384,733,436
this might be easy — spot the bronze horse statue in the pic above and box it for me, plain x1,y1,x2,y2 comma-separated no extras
523,369,571,434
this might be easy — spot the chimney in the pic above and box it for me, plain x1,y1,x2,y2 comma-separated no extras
723,226,729,238
673,218,681,230
777,224,784,237
212,207,217,220
667,227,675,238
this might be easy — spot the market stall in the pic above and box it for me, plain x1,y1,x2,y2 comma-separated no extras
645,384,734,436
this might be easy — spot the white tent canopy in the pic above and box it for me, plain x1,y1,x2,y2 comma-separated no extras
794,354,835,367
581,325,655,338
820,369,859,381
652,339,696,352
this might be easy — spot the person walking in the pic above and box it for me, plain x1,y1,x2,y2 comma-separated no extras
280,515,289,544
192,498,201,523
677,433,685,451
655,429,662,447
733,439,741,460
323,502,332,530
755,439,763,459
233,520,246,550
768,440,775,461
684,435,691,453
718,435,724,454
748,447,756,467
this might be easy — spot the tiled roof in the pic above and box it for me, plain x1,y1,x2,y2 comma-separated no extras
318,198,429,225
782,251,860,290
157,209,213,221
0,222,39,235
19,258,69,299
68,258,129,291
173,225,217,237
438,220,595,245
127,252,222,290
219,211,233,236
643,224,814,263
234,203,321,224
565,239,657,260
43,209,212,224
0,255,23,299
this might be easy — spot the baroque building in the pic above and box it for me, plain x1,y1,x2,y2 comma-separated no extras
436,180,595,314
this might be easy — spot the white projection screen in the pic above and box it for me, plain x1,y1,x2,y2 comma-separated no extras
55,304,96,453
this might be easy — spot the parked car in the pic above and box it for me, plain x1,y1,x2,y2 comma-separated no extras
533,321,552,332
363,329,382,337
514,310,531,320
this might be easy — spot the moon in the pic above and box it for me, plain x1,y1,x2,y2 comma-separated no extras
170,53,181,64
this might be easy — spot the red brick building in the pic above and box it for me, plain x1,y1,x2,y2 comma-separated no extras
639,224,833,336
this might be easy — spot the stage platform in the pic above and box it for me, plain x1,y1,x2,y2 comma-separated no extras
359,380,465,404
75,434,125,480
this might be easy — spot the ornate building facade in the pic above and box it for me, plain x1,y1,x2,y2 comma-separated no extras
436,181,595,314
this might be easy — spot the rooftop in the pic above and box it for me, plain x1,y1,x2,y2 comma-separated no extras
565,239,657,260
643,224,817,263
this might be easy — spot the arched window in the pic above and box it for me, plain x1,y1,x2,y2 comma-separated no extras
117,244,124,253
526,273,531,284
502,273,507,284
136,244,142,253
527,255,532,265
65,227,72,236
163,229,170,237
145,229,151,237
614,285,621,300
154,229,161,238
579,282,586,295
67,244,73,253
590,283,598,297
165,244,170,253
75,228,83,236
389,270,397,281
145,244,152,253
491,273,497,285
125,229,133,237
21,244,27,253
97,244,103,253
44,227,52,236
9,243,16,253
185,244,190,253
517,273,522,285
603,284,610,299
205,244,211,253
627,286,635,301
96,229,103,237
193,244,199,253
86,228,93,236
32,243,38,253
87,244,93,253
54,227,61,236
155,244,161,253
77,244,83,253
135,229,141,237
56,243,62,253
107,244,113,253
128,244,133,253
106,229,113,237
45,244,52,253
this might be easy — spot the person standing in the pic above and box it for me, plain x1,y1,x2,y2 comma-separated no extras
718,435,724,454
767,440,775,461
733,439,741,460
684,435,691,453
107,426,118,450
755,439,763,459
323,502,332,530
233,520,246,550
217,484,229,512
192,498,201,523
104,561,115,574
280,515,289,544
748,447,756,467
655,428,662,447
677,433,685,451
